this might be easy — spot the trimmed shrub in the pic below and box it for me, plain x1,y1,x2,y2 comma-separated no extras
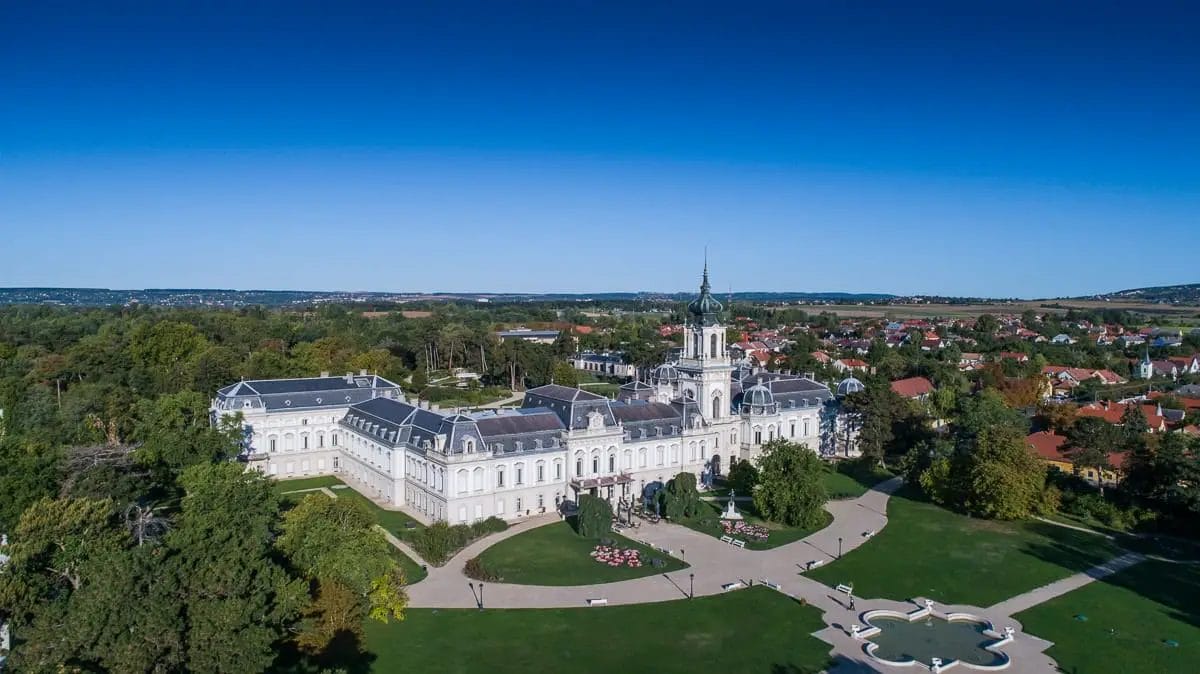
575,494,613,538
464,556,500,582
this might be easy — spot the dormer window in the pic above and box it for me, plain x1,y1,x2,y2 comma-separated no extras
515,440,524,451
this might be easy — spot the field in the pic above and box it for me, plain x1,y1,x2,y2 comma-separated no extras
1016,560,1200,674
805,488,1123,606
362,586,834,674
808,299,1200,322
475,520,687,585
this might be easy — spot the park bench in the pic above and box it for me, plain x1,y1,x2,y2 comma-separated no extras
721,581,745,591
586,598,608,607
835,583,853,595
806,559,824,570
719,535,733,544
731,539,746,549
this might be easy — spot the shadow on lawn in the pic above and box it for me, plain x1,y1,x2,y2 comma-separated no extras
1019,523,1124,574
1020,540,1200,631
274,629,377,674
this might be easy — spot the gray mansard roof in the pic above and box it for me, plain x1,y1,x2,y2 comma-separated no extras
523,384,617,430
340,397,567,456
215,374,402,412
732,372,832,410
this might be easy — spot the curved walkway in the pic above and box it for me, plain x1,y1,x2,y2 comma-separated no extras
407,476,903,609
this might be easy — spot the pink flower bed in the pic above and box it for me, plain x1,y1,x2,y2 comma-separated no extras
590,545,643,568
720,519,769,541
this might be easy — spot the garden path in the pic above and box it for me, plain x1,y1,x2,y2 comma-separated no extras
405,477,903,609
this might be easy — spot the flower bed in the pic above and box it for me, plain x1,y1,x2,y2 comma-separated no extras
591,544,644,568
721,519,770,541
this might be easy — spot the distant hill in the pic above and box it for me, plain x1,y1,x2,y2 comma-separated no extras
1084,283,1200,305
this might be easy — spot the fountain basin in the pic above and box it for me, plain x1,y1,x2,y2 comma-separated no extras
859,607,1012,672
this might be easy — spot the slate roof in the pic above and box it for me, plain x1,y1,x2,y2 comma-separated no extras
215,375,402,412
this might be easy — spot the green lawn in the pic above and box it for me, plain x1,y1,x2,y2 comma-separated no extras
675,500,833,551
476,520,687,585
1016,560,1200,674
272,475,344,494
806,488,1123,606
362,586,834,673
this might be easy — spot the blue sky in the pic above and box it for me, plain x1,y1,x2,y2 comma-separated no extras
2,1,1197,297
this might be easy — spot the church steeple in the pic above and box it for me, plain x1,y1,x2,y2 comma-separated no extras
687,258,723,327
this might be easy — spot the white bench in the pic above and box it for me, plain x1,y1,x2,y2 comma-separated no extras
760,579,781,590
806,559,825,570
721,581,745,591
731,539,746,549
836,583,854,595
863,529,876,539
586,598,608,607
719,535,733,544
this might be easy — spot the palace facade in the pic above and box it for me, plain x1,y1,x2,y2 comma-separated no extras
212,267,858,523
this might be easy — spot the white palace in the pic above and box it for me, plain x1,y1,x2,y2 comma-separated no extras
211,267,860,524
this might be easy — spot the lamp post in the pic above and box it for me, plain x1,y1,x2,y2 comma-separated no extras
479,583,484,610
690,573,695,599
681,548,685,563
838,536,843,559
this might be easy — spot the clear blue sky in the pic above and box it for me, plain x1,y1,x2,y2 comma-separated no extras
2,1,1197,297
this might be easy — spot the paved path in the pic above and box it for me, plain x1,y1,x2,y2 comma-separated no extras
988,552,1146,616
406,477,902,609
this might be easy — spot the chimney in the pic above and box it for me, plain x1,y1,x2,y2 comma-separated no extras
359,369,368,376
344,372,354,384
431,403,441,411
320,371,330,378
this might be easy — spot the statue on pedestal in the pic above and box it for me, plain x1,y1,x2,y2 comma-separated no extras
723,489,743,520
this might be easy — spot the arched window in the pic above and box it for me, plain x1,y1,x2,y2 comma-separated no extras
536,461,545,482
754,426,762,444
464,437,475,453
301,434,309,450
608,454,615,472
515,463,525,485
472,467,484,491
456,469,469,494
554,459,563,480
656,446,665,466
497,466,505,487
576,456,584,476
639,448,647,467
710,333,718,358
712,395,721,420
623,449,632,469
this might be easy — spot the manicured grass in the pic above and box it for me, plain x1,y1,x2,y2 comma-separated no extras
675,500,833,551
806,488,1124,606
272,475,344,493
476,520,687,585
363,586,833,673
1016,560,1200,674
333,487,425,535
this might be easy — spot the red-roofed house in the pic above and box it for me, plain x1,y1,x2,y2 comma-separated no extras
833,358,869,373
1026,430,1124,486
811,351,832,365
999,351,1030,363
890,376,935,400
1077,401,1168,432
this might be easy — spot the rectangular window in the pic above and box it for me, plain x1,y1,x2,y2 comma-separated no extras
317,458,326,471
497,469,505,488
458,506,467,523
269,438,277,452
332,433,339,446
555,463,563,479
516,497,523,512
497,499,505,515
516,466,524,485
318,435,324,448
302,435,309,449
537,464,545,482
